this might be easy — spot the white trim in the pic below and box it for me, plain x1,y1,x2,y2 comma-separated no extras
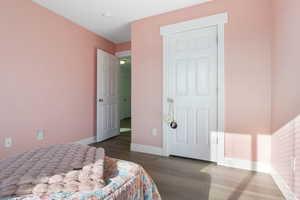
218,157,271,174
270,168,298,200
75,136,97,145
162,35,169,157
216,23,225,164
115,50,131,58
161,13,227,163
160,13,228,36
131,143,163,156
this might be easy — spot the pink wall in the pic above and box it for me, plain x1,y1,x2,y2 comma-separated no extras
0,0,116,158
271,0,300,198
131,0,272,163
271,116,299,199
116,41,131,53
271,0,300,132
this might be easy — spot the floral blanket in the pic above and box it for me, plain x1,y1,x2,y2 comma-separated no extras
1,157,161,200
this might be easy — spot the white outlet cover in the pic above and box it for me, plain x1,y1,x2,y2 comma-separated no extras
37,130,44,140
152,128,157,136
4,138,12,148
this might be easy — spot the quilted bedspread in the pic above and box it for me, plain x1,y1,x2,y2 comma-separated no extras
0,144,105,197
1,157,161,200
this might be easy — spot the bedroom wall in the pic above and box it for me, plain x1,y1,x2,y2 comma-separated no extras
271,0,300,198
131,0,272,163
116,41,131,53
0,0,116,158
271,0,300,132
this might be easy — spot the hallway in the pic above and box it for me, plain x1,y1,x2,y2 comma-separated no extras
120,118,131,135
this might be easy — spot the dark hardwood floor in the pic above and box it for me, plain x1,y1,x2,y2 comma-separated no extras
92,125,283,200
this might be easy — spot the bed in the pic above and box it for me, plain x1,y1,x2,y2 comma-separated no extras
0,144,161,200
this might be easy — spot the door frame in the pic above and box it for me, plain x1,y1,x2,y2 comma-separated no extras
115,50,132,122
160,13,228,163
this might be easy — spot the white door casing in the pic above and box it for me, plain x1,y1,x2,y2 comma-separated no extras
161,13,228,163
116,51,132,121
97,50,120,142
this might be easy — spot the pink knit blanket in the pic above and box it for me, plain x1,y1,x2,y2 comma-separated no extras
0,144,105,198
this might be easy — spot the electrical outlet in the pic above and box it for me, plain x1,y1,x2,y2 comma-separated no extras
37,129,44,140
4,138,12,148
152,128,157,136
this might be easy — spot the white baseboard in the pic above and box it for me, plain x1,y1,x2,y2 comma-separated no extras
218,157,271,173
131,143,163,156
270,168,298,200
75,136,97,145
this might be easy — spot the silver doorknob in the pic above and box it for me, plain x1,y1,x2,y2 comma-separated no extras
98,99,104,102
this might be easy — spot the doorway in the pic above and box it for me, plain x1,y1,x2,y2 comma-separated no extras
165,26,218,161
119,56,131,136
161,13,228,163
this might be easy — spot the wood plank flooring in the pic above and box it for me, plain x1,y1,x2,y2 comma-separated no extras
92,126,283,200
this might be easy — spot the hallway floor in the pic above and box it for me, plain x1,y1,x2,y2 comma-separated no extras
120,118,131,135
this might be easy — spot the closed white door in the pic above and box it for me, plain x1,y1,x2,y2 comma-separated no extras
97,50,120,142
166,26,218,161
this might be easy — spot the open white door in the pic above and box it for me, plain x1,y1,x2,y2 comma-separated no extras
97,49,120,142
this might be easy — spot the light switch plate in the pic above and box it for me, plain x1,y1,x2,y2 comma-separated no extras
4,138,12,148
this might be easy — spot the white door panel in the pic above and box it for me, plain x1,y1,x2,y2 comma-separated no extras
97,50,120,142
167,26,218,161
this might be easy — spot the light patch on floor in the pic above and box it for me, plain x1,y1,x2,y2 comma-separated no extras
120,118,131,134
120,128,131,133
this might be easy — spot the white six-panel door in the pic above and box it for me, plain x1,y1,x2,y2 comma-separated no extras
166,26,218,161
97,50,120,142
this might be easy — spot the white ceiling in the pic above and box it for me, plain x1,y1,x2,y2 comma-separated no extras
32,0,211,43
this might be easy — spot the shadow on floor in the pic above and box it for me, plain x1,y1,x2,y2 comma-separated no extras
227,172,256,200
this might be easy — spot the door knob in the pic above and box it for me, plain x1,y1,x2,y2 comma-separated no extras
98,98,104,102
170,121,178,129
